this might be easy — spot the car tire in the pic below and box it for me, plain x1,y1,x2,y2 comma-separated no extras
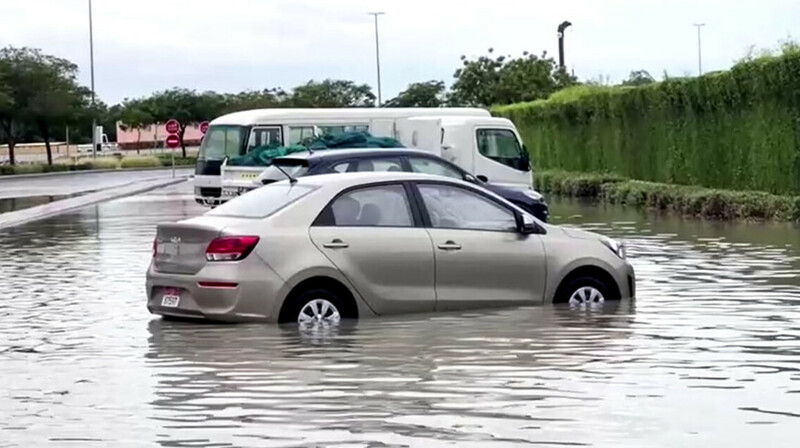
282,288,347,325
557,276,618,305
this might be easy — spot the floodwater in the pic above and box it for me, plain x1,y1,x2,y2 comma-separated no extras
0,194,71,214
1,184,798,447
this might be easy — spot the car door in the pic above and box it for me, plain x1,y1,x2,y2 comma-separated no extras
309,182,436,315
414,182,547,311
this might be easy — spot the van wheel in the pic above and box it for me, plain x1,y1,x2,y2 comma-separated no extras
282,288,345,325
557,276,616,305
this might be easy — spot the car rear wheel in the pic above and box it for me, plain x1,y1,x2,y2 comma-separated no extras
284,289,345,326
558,276,616,305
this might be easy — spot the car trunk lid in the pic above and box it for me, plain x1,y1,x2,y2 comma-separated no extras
153,222,223,275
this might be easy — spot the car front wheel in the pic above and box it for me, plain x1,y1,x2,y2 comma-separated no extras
558,276,617,305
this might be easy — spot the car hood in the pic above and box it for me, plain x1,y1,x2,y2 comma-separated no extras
559,226,605,241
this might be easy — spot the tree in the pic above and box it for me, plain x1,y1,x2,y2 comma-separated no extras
288,79,375,107
117,99,153,153
621,70,655,87
221,88,288,114
384,80,446,107
449,48,577,107
0,47,87,165
144,88,225,157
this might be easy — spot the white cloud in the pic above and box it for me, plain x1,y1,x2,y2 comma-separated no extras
1,0,798,103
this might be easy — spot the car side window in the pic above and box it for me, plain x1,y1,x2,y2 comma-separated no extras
329,184,414,227
330,158,404,173
418,184,516,232
408,157,463,180
330,162,352,173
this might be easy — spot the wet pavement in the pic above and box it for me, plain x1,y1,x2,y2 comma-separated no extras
1,183,799,447
0,168,192,202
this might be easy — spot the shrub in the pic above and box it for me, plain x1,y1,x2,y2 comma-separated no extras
495,51,800,196
42,164,70,173
538,170,800,221
88,158,120,170
120,156,162,169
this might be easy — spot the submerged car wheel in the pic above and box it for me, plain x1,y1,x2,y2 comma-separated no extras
559,276,616,305
285,289,345,325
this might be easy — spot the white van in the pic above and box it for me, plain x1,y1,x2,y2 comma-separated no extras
195,108,532,205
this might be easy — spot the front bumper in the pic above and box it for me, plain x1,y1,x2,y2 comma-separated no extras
145,257,287,323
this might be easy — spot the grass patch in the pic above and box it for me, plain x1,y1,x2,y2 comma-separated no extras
537,170,800,222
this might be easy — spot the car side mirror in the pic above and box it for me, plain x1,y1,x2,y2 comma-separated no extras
517,213,539,234
476,174,488,183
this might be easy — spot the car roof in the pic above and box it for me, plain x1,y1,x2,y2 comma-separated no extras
270,171,471,190
276,147,446,162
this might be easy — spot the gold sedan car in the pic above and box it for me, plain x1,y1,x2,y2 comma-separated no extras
147,172,634,324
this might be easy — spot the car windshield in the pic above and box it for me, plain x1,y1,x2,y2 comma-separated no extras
260,160,310,183
198,125,249,160
207,184,315,218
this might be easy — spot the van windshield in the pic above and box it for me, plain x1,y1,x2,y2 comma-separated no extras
199,125,249,160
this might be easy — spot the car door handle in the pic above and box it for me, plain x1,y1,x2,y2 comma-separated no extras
437,240,462,251
323,239,349,249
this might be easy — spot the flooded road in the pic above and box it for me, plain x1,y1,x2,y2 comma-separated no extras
1,184,798,447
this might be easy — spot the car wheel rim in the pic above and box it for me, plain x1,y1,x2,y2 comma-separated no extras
298,299,341,325
568,286,605,305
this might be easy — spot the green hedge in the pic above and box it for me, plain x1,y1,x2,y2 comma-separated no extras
495,51,800,195
536,170,800,221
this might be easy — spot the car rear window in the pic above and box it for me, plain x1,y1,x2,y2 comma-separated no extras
261,159,310,183
207,184,315,218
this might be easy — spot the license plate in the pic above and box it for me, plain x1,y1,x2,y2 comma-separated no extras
222,187,249,197
239,173,259,180
161,294,180,307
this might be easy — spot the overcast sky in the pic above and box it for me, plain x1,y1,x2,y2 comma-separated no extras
2,0,798,104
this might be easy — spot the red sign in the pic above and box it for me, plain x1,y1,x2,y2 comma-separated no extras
165,134,181,149
199,121,209,134
165,119,180,135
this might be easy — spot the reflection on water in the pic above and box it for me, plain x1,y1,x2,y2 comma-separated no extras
0,194,72,214
1,185,799,447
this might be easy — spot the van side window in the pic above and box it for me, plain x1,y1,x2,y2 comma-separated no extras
476,129,527,170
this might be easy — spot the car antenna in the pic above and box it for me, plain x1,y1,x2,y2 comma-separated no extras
273,163,297,184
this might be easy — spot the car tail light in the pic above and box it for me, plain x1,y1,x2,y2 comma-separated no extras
205,236,260,261
152,238,158,258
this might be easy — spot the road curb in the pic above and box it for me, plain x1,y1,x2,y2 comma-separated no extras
0,177,190,230
0,165,195,181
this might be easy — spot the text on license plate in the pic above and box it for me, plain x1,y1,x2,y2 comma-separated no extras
161,294,180,307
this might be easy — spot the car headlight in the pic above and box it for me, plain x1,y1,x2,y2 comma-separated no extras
523,189,544,201
601,237,627,259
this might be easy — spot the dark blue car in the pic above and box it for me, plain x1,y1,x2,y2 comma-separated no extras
257,148,549,221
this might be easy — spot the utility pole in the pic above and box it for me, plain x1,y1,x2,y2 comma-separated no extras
368,12,385,107
557,20,572,68
694,23,705,75
89,0,97,158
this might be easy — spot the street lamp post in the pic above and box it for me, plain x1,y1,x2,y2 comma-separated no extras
557,21,572,69
694,23,706,75
88,0,97,158
368,12,385,107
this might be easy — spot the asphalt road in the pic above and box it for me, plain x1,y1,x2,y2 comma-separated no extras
0,168,193,200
